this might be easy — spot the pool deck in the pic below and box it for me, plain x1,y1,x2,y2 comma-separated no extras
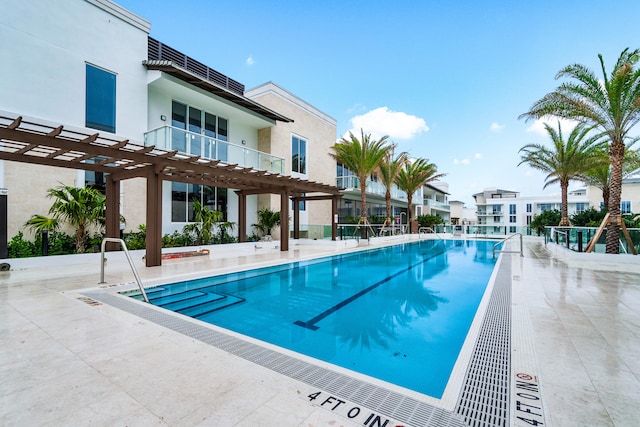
1,237,639,426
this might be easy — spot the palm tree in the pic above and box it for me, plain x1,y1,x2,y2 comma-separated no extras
46,185,105,253
579,143,640,209
376,145,408,229
252,208,281,239
330,129,391,237
395,158,445,232
183,200,223,244
518,122,604,226
519,48,640,253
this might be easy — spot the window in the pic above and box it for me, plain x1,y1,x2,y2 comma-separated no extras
172,184,228,223
86,64,116,132
576,202,586,213
292,135,307,174
510,215,516,223
509,204,516,214
526,203,532,213
600,201,605,211
526,215,532,225
621,200,632,214
171,101,228,160
510,226,516,233
540,203,552,212
493,216,501,223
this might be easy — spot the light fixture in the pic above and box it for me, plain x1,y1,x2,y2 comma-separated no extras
160,115,166,121
241,140,246,145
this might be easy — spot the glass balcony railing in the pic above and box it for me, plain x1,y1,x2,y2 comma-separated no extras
423,199,450,210
544,226,640,254
144,125,285,174
336,175,409,201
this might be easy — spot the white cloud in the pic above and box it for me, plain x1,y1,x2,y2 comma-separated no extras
490,122,505,132
246,55,254,66
474,153,482,159
453,158,471,166
525,117,579,136
345,107,429,140
462,158,470,165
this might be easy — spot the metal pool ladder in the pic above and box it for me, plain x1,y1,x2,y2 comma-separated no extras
493,233,524,257
99,238,149,303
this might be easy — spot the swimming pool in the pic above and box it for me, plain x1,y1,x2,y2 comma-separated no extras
124,239,500,398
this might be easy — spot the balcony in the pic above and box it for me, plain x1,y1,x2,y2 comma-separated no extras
476,209,503,216
423,199,450,211
144,126,285,174
336,175,408,201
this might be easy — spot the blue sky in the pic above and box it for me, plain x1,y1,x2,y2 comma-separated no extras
117,0,640,206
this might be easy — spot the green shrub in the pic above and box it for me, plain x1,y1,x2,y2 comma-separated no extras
416,214,444,228
7,232,38,258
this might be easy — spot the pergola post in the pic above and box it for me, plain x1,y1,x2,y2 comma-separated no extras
280,190,289,251
145,167,162,267
332,196,338,241
237,191,246,243
292,196,300,239
105,175,120,251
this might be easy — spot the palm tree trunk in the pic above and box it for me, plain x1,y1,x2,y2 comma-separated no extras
602,187,610,211
558,180,571,226
75,224,85,254
606,140,624,254
385,190,391,225
407,195,413,233
360,178,368,239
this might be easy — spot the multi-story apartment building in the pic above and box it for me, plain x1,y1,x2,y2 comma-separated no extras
473,188,591,233
0,0,340,264
422,182,450,223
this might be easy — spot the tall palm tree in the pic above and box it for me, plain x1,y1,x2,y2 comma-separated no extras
47,185,106,253
518,122,604,226
395,158,445,232
376,145,408,228
519,48,640,253
579,143,640,209
330,129,391,237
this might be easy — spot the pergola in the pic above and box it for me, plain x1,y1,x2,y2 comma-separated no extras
0,112,342,266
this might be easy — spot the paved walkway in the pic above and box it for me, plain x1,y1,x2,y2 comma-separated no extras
1,239,639,426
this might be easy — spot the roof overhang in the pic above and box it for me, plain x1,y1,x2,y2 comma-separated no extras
143,60,293,124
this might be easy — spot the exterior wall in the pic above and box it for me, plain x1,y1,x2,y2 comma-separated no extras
245,82,337,229
586,179,640,214
0,0,149,238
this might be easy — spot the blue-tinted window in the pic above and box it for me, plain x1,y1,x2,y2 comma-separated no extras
526,203,532,213
509,204,516,214
86,64,116,133
292,135,307,174
621,200,631,214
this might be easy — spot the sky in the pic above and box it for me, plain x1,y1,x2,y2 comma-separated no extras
117,0,640,207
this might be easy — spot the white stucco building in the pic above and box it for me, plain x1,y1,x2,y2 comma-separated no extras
0,0,338,246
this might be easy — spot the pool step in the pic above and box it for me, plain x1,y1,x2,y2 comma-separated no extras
149,290,210,306
177,293,245,318
161,292,226,311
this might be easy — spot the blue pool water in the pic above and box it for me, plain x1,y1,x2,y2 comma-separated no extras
127,240,499,398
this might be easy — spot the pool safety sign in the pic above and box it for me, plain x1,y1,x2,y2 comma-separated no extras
304,391,404,426
513,372,545,426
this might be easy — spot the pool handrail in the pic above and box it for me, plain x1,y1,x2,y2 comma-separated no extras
418,227,444,241
493,233,524,258
99,238,149,303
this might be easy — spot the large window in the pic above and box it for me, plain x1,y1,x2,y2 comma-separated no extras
171,184,228,223
621,200,632,214
86,64,116,133
526,203,532,213
575,202,586,213
509,204,516,214
292,135,307,174
171,101,228,160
